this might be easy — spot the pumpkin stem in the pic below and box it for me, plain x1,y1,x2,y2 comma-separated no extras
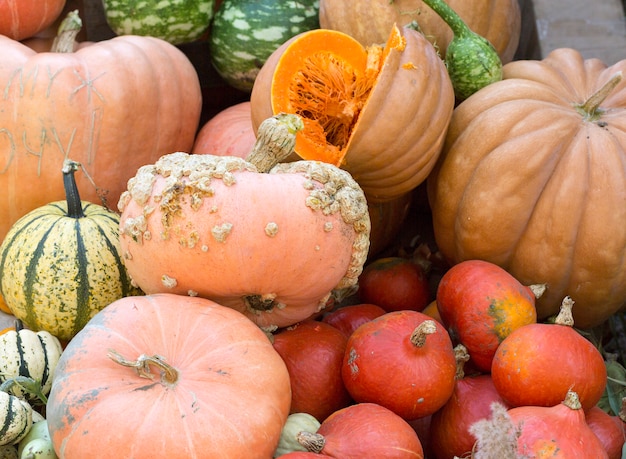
454,344,470,380
62,160,85,219
51,9,82,53
562,389,582,410
107,349,178,385
554,296,575,327
245,113,304,173
296,430,326,454
575,72,623,121
0,376,48,405
528,283,547,299
410,320,437,347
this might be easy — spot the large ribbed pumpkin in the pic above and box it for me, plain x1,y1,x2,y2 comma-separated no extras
318,0,521,64
250,24,454,203
0,161,142,341
46,293,292,459
428,48,626,328
0,15,201,243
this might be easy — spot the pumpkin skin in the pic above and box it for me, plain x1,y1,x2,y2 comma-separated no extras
118,150,370,331
192,101,257,158
0,0,67,41
0,33,202,244
342,311,456,420
585,407,626,459
250,24,454,203
428,48,626,328
491,298,607,411
321,303,387,338
46,293,292,459
272,320,353,422
318,0,520,64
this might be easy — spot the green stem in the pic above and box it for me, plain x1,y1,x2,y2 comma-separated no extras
420,0,471,37
575,72,623,121
62,160,85,219
51,9,82,53
0,376,48,405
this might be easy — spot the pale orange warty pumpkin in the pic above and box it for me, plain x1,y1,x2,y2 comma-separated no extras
46,293,292,458
0,30,202,243
428,48,626,328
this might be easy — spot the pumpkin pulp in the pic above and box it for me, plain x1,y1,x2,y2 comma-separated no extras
271,27,404,166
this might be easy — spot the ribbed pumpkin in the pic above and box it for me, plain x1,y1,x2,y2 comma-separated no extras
428,48,626,328
0,11,202,243
118,114,371,331
0,160,142,342
250,24,454,203
0,320,63,402
0,0,66,41
318,0,521,64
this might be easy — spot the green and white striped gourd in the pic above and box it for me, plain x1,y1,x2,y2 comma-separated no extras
102,0,215,45
0,322,63,402
0,392,32,446
209,0,320,92
0,160,143,342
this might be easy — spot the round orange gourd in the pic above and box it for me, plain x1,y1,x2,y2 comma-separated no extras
0,0,66,41
250,24,454,202
428,48,626,328
0,12,202,244
118,114,371,331
318,0,521,64
46,293,292,458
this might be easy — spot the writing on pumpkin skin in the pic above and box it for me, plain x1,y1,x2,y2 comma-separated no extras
0,63,107,175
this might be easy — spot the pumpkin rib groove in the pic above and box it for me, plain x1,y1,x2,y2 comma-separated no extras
35,333,52,390
72,218,92,338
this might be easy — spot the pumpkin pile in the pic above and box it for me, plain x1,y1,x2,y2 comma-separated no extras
0,1,625,458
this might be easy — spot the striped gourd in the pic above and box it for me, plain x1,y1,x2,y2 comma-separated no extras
0,322,63,401
0,161,143,342
0,392,32,446
209,0,320,92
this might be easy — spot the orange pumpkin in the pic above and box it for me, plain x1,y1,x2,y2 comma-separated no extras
428,48,626,328
0,12,202,243
118,114,371,331
0,0,66,41
250,24,454,202
318,0,520,64
46,293,292,458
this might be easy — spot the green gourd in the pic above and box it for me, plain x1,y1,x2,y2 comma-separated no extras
273,413,321,457
420,0,503,101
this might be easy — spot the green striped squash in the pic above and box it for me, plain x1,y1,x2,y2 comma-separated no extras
102,0,215,45
0,161,143,342
0,392,32,446
209,0,320,92
0,322,63,402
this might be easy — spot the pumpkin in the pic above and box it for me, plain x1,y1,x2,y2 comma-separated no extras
427,48,626,329
0,391,32,446
192,101,257,158
0,160,142,341
491,297,607,411
0,11,202,244
272,320,352,422
16,419,55,459
321,303,387,338
274,413,322,458
319,0,520,64
435,259,541,372
585,407,626,459
118,114,371,331
296,403,424,458
342,311,456,420
0,321,63,403
0,0,66,41
250,23,454,203
46,293,292,458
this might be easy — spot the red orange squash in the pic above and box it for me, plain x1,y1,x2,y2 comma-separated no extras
0,0,66,41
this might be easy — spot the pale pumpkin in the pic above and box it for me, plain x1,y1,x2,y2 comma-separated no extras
0,12,202,243
118,114,371,331
250,24,454,203
46,293,292,458
318,0,521,64
428,48,626,328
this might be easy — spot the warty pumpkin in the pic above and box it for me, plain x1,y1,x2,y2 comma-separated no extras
318,0,521,64
250,24,454,203
428,47,626,328
118,114,371,331
46,293,292,459
0,160,142,341
0,11,202,243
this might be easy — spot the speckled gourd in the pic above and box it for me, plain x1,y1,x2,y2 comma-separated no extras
118,113,371,331
0,392,32,446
